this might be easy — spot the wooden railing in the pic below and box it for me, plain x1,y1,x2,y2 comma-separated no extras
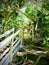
0,28,22,65
0,28,14,39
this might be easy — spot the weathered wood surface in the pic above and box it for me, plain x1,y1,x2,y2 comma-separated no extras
0,37,20,60
0,28,14,39
0,28,22,65
0,38,22,65
0,29,21,49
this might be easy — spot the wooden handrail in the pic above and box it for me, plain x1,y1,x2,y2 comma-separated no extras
0,28,22,65
0,38,22,65
0,29,21,49
0,28,14,39
0,38,20,60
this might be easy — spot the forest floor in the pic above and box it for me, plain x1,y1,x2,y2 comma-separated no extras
12,34,49,65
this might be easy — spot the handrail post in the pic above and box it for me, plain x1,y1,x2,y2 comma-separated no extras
10,29,14,64
10,39,13,63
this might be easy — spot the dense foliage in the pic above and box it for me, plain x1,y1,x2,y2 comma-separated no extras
0,0,49,45
24,2,49,39
0,0,25,33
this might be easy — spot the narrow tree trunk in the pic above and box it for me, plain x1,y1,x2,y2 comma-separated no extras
3,1,8,33
23,28,24,44
32,24,34,41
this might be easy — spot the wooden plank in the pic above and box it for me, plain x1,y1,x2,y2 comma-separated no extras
0,48,9,60
0,52,10,65
0,28,14,39
0,38,21,65
0,29,21,49
13,38,21,54
0,38,21,60
13,37,21,46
